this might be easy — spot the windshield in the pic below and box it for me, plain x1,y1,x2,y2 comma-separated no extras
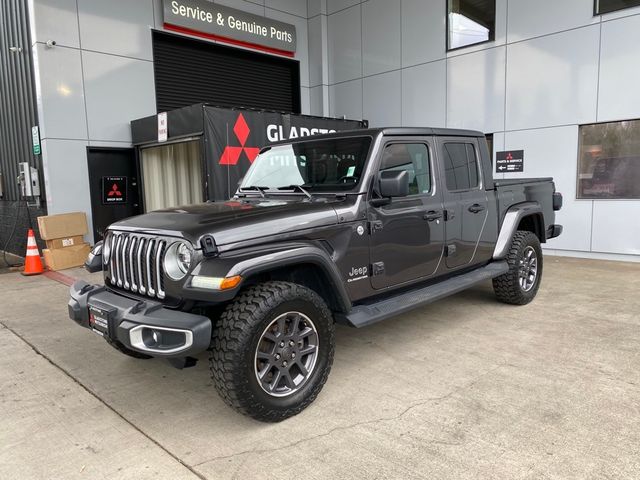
240,136,372,192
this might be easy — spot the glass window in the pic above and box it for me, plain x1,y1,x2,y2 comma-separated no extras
380,143,431,195
241,136,372,192
595,0,640,15
447,0,496,50
443,142,480,191
578,120,640,199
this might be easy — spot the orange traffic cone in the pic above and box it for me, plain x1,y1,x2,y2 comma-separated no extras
22,229,44,276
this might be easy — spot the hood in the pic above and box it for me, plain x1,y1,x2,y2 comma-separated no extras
110,197,341,246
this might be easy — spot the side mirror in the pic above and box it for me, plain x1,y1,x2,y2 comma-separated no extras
85,241,103,273
379,170,409,198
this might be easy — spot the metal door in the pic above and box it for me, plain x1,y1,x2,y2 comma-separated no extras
368,140,445,289
87,148,141,241
436,138,489,269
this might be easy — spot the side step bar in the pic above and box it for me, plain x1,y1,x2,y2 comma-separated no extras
337,261,509,328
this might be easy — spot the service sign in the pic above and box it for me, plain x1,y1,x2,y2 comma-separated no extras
102,176,127,205
163,0,297,54
496,150,524,173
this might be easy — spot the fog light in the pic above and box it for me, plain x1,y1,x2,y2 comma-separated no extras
191,275,242,290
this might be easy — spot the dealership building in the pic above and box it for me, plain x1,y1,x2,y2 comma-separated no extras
1,0,639,261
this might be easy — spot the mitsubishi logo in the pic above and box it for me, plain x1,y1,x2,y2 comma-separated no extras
506,152,513,161
218,114,261,165
108,184,122,197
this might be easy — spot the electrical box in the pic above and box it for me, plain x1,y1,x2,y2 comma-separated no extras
19,162,40,197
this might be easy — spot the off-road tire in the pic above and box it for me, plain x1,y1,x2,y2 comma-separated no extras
106,338,153,359
210,281,335,422
493,230,543,305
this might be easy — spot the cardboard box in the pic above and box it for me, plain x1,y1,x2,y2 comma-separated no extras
45,235,85,250
43,243,91,271
37,212,88,240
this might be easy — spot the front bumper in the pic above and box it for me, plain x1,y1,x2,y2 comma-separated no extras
68,280,212,358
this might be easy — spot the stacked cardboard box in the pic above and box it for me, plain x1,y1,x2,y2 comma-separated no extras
37,212,91,271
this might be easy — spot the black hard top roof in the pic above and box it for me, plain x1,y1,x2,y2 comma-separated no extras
268,127,485,147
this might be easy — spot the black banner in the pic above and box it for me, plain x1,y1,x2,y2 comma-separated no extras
496,150,524,173
204,107,365,200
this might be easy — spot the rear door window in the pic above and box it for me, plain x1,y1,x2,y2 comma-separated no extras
442,142,480,191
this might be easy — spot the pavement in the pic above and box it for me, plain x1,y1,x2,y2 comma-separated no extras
0,256,639,479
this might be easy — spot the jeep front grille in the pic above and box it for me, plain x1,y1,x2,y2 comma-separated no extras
106,233,167,299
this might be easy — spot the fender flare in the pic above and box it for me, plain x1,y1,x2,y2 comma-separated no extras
493,202,543,260
198,243,352,312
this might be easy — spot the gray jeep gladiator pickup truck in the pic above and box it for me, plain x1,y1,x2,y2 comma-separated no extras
69,128,563,421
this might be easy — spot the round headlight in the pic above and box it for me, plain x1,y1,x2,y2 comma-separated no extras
164,241,193,280
103,234,112,263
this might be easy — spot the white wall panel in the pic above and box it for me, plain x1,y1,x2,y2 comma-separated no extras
329,78,362,120
591,201,640,255
504,126,592,252
401,0,445,67
362,0,400,76
598,15,640,122
82,51,155,142
78,0,154,60
308,0,327,17
363,71,401,127
327,0,359,15
447,46,506,133
506,26,600,131
327,4,362,83
29,0,80,48
33,43,88,140
300,86,311,114
40,138,93,241
266,8,310,87
507,0,598,43
265,0,306,17
401,60,446,128
309,85,328,116
307,15,326,86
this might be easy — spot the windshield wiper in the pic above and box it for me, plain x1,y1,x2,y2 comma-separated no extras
277,184,313,199
238,185,269,198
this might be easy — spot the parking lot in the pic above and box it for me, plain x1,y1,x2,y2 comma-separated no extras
1,256,639,480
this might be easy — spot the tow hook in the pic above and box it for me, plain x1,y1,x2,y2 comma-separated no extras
168,357,198,369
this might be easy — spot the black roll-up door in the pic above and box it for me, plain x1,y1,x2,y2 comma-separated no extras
152,31,300,114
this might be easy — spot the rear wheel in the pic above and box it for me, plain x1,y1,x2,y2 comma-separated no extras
493,230,543,305
210,281,335,422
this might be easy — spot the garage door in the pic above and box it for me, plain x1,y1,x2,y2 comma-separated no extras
152,31,301,114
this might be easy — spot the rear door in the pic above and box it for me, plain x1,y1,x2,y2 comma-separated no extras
368,139,445,289
436,138,489,269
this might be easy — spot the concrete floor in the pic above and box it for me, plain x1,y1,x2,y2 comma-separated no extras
0,256,639,479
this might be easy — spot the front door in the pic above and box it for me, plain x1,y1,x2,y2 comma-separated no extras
87,148,141,241
369,140,445,290
437,139,489,269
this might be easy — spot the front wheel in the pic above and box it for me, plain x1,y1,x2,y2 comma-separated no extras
493,230,543,305
210,281,335,422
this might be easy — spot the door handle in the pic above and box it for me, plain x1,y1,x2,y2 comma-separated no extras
424,211,443,222
468,204,485,214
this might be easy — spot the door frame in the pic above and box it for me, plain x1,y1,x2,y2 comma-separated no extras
136,135,208,213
